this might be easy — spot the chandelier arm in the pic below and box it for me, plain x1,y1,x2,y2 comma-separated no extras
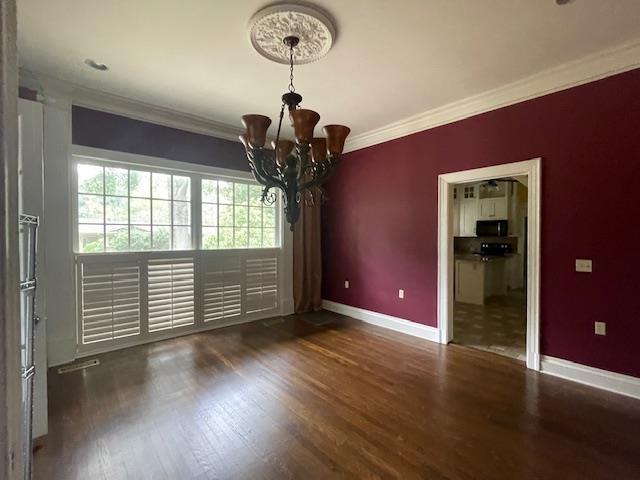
296,143,311,182
246,153,272,187
298,157,339,191
252,149,287,190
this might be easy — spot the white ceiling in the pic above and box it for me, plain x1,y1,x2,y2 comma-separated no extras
17,0,640,142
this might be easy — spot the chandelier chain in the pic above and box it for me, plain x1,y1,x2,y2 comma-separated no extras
288,44,295,93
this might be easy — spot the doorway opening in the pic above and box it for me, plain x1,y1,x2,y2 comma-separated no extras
437,159,541,370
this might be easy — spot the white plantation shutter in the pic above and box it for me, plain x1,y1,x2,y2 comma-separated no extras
202,255,242,322
79,261,141,344
148,258,195,331
244,256,278,314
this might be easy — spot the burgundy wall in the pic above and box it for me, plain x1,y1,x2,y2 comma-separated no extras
72,106,248,171
322,68,640,378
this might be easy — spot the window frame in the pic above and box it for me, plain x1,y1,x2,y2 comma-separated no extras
71,150,281,254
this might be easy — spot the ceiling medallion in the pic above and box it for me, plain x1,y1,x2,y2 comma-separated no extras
248,3,336,64
241,5,349,230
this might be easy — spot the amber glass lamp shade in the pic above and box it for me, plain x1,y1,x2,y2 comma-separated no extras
271,139,295,166
242,114,271,148
290,109,320,144
323,125,351,155
309,138,327,163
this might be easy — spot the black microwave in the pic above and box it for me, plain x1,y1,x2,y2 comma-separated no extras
476,220,508,237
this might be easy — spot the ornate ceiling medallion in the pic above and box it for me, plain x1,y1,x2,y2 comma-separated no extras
248,3,336,64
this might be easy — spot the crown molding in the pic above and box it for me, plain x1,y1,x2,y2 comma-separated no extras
18,69,243,143
344,40,640,153
20,38,640,152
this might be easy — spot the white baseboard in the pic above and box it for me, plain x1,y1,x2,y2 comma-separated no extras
541,356,640,400
322,300,439,343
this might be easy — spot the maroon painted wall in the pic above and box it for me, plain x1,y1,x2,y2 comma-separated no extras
322,68,640,378
72,106,248,171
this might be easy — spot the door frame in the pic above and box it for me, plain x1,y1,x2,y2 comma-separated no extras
437,158,541,370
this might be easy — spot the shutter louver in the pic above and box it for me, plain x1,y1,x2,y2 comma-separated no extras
202,255,242,322
79,261,141,344
148,258,195,332
244,256,278,314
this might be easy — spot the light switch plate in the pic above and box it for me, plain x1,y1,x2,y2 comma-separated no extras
344,280,349,289
575,259,592,273
595,321,606,336
399,289,404,299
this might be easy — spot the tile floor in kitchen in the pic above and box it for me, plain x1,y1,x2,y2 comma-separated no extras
453,289,527,361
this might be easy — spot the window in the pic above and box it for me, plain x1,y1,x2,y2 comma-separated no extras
73,153,283,354
76,160,278,253
77,164,192,252
201,179,277,249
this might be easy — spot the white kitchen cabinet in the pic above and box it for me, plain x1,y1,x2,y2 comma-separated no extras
477,197,508,220
455,260,484,305
459,200,477,236
453,187,460,236
455,257,509,305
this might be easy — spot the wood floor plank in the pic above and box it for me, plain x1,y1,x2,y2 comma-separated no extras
34,311,640,480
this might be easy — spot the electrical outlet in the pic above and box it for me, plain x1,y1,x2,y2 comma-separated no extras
398,289,405,299
575,259,592,273
595,322,606,336
344,280,349,289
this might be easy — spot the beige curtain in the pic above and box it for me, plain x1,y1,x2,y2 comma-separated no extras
293,196,322,313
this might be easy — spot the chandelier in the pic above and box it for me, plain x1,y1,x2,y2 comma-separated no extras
240,5,350,230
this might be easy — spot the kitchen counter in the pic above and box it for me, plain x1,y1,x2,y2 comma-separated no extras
454,253,514,263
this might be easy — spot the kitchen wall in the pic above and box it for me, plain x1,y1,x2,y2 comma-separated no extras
322,68,640,378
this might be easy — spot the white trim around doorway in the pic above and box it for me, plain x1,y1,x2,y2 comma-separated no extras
437,158,541,370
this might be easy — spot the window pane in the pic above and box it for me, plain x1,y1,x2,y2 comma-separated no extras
219,181,233,204
234,183,248,205
202,203,217,226
105,168,128,196
202,179,217,203
152,173,171,199
152,226,171,250
173,226,191,250
130,170,150,197
78,194,103,223
202,227,218,249
249,228,262,247
263,207,276,227
234,228,248,248
263,228,276,247
249,207,262,228
130,225,151,251
106,225,129,252
130,198,150,224
173,201,190,226
78,164,103,194
219,227,234,249
78,224,104,252
173,176,190,201
219,204,234,227
249,185,262,206
234,206,248,227
152,199,171,225
105,196,128,223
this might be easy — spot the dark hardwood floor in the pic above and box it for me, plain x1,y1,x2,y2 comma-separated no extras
35,311,640,480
